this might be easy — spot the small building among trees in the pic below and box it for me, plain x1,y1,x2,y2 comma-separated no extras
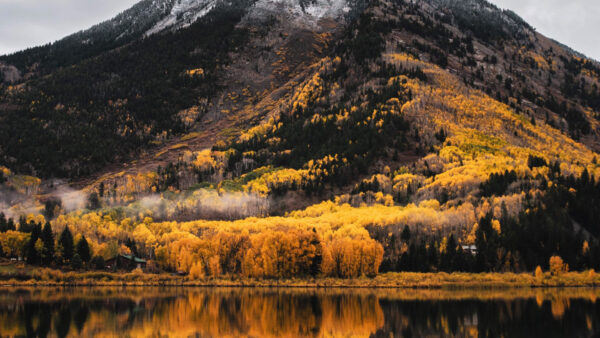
105,254,146,271
461,245,477,255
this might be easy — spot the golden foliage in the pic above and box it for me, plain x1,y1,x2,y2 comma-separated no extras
8,175,41,195
184,68,204,77
388,52,600,204
535,266,544,280
0,231,30,258
322,237,383,278
0,166,11,177
550,256,569,276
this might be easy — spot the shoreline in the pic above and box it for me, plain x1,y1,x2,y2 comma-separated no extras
1,269,598,288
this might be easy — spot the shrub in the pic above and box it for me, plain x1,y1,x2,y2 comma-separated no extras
535,266,543,280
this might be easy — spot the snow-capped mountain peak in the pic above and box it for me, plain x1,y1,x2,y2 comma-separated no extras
146,0,218,36
144,0,351,36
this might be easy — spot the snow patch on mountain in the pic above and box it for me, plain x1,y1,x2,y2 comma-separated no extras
145,0,351,36
249,0,350,28
146,0,218,36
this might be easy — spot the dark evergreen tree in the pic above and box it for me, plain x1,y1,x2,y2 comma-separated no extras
43,198,62,220
76,235,91,263
6,218,15,231
71,253,83,270
0,212,6,232
98,182,105,198
309,229,323,277
125,238,138,257
441,234,457,272
26,223,42,265
18,216,30,232
426,241,438,272
59,227,74,262
86,192,101,210
41,222,55,265
475,212,500,272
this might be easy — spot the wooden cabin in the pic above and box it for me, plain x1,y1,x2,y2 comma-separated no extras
105,254,147,271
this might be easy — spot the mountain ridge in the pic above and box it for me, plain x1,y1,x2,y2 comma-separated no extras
1,0,600,276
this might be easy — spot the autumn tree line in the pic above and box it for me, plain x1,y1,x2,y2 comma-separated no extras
153,229,383,279
0,215,103,270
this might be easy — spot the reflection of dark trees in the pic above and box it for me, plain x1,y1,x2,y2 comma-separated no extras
37,303,52,338
476,299,599,338
20,302,52,338
54,307,71,338
373,298,600,338
73,304,89,333
217,294,250,335
7,298,154,337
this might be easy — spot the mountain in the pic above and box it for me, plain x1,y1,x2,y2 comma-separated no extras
1,0,600,275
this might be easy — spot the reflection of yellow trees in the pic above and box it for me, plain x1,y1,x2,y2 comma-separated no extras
1,287,599,337
319,294,384,337
89,290,383,338
0,288,385,337
550,297,570,319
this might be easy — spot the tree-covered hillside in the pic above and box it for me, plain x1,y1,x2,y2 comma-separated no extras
1,0,600,279
0,2,252,177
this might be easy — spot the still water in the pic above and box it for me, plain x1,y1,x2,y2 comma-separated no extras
0,287,598,337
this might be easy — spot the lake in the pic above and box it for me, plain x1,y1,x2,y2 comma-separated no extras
0,287,598,337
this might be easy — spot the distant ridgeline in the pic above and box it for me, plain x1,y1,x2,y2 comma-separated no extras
1,0,600,278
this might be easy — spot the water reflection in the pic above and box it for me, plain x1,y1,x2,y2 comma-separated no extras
0,287,598,337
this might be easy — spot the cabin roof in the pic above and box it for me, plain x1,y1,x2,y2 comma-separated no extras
107,254,146,263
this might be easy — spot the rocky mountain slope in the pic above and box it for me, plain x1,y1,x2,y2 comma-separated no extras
1,0,600,274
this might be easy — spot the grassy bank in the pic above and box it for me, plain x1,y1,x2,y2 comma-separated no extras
1,262,598,288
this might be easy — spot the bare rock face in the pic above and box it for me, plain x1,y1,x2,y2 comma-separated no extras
0,63,21,83
144,0,352,36
246,0,351,29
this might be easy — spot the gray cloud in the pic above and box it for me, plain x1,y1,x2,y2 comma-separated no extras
0,0,599,61
489,0,600,60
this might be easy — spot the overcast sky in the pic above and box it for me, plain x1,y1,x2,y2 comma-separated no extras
0,0,599,60
0,0,139,55
489,0,600,60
